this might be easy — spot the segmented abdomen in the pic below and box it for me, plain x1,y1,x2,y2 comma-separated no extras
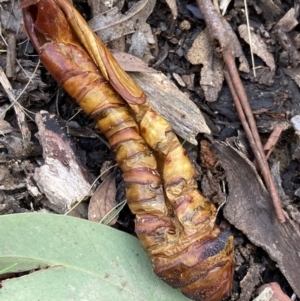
22,1,234,299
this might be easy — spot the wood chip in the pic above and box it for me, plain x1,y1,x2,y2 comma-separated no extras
256,283,292,301
33,111,93,213
275,8,298,33
172,73,186,87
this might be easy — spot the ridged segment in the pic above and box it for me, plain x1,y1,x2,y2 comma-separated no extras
22,1,235,300
137,106,234,301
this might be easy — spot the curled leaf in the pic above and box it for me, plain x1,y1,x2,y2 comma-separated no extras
239,25,275,71
88,0,156,43
187,28,224,102
88,172,118,225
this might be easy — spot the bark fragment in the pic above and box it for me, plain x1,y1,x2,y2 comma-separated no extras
34,111,92,213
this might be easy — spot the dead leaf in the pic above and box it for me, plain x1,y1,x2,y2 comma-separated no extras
0,163,27,191
165,0,177,19
186,28,224,102
128,23,154,60
0,104,9,120
200,140,218,168
172,73,185,87
222,18,250,73
88,172,118,225
214,142,300,298
112,50,156,72
239,25,275,71
276,29,300,67
0,120,15,135
130,71,211,144
187,16,249,101
220,0,232,15
0,67,31,149
0,134,26,158
88,0,156,43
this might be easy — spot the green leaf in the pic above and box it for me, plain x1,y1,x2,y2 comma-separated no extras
0,213,189,301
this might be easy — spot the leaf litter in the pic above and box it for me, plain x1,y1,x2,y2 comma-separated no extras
1,1,299,298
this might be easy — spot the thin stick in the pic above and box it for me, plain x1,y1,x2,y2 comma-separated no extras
253,125,283,169
223,51,285,223
196,0,285,222
244,0,256,77
6,33,16,79
224,70,258,159
263,125,283,160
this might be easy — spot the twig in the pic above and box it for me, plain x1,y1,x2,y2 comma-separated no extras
263,125,283,160
224,40,285,224
6,33,16,79
0,67,31,151
196,0,285,222
243,0,256,77
252,125,283,169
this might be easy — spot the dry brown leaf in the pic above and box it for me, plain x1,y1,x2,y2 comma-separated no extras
112,51,156,72
0,120,15,135
239,25,275,72
219,0,232,15
256,0,284,21
187,18,249,101
88,172,118,225
215,142,300,298
88,0,156,43
131,71,211,144
165,0,178,19
0,104,9,120
0,67,31,151
105,51,210,141
186,28,224,102
222,18,250,73
128,23,155,60
0,161,27,191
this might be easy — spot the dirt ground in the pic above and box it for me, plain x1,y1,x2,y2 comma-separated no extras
0,0,300,300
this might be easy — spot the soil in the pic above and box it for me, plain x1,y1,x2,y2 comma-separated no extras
0,0,300,300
